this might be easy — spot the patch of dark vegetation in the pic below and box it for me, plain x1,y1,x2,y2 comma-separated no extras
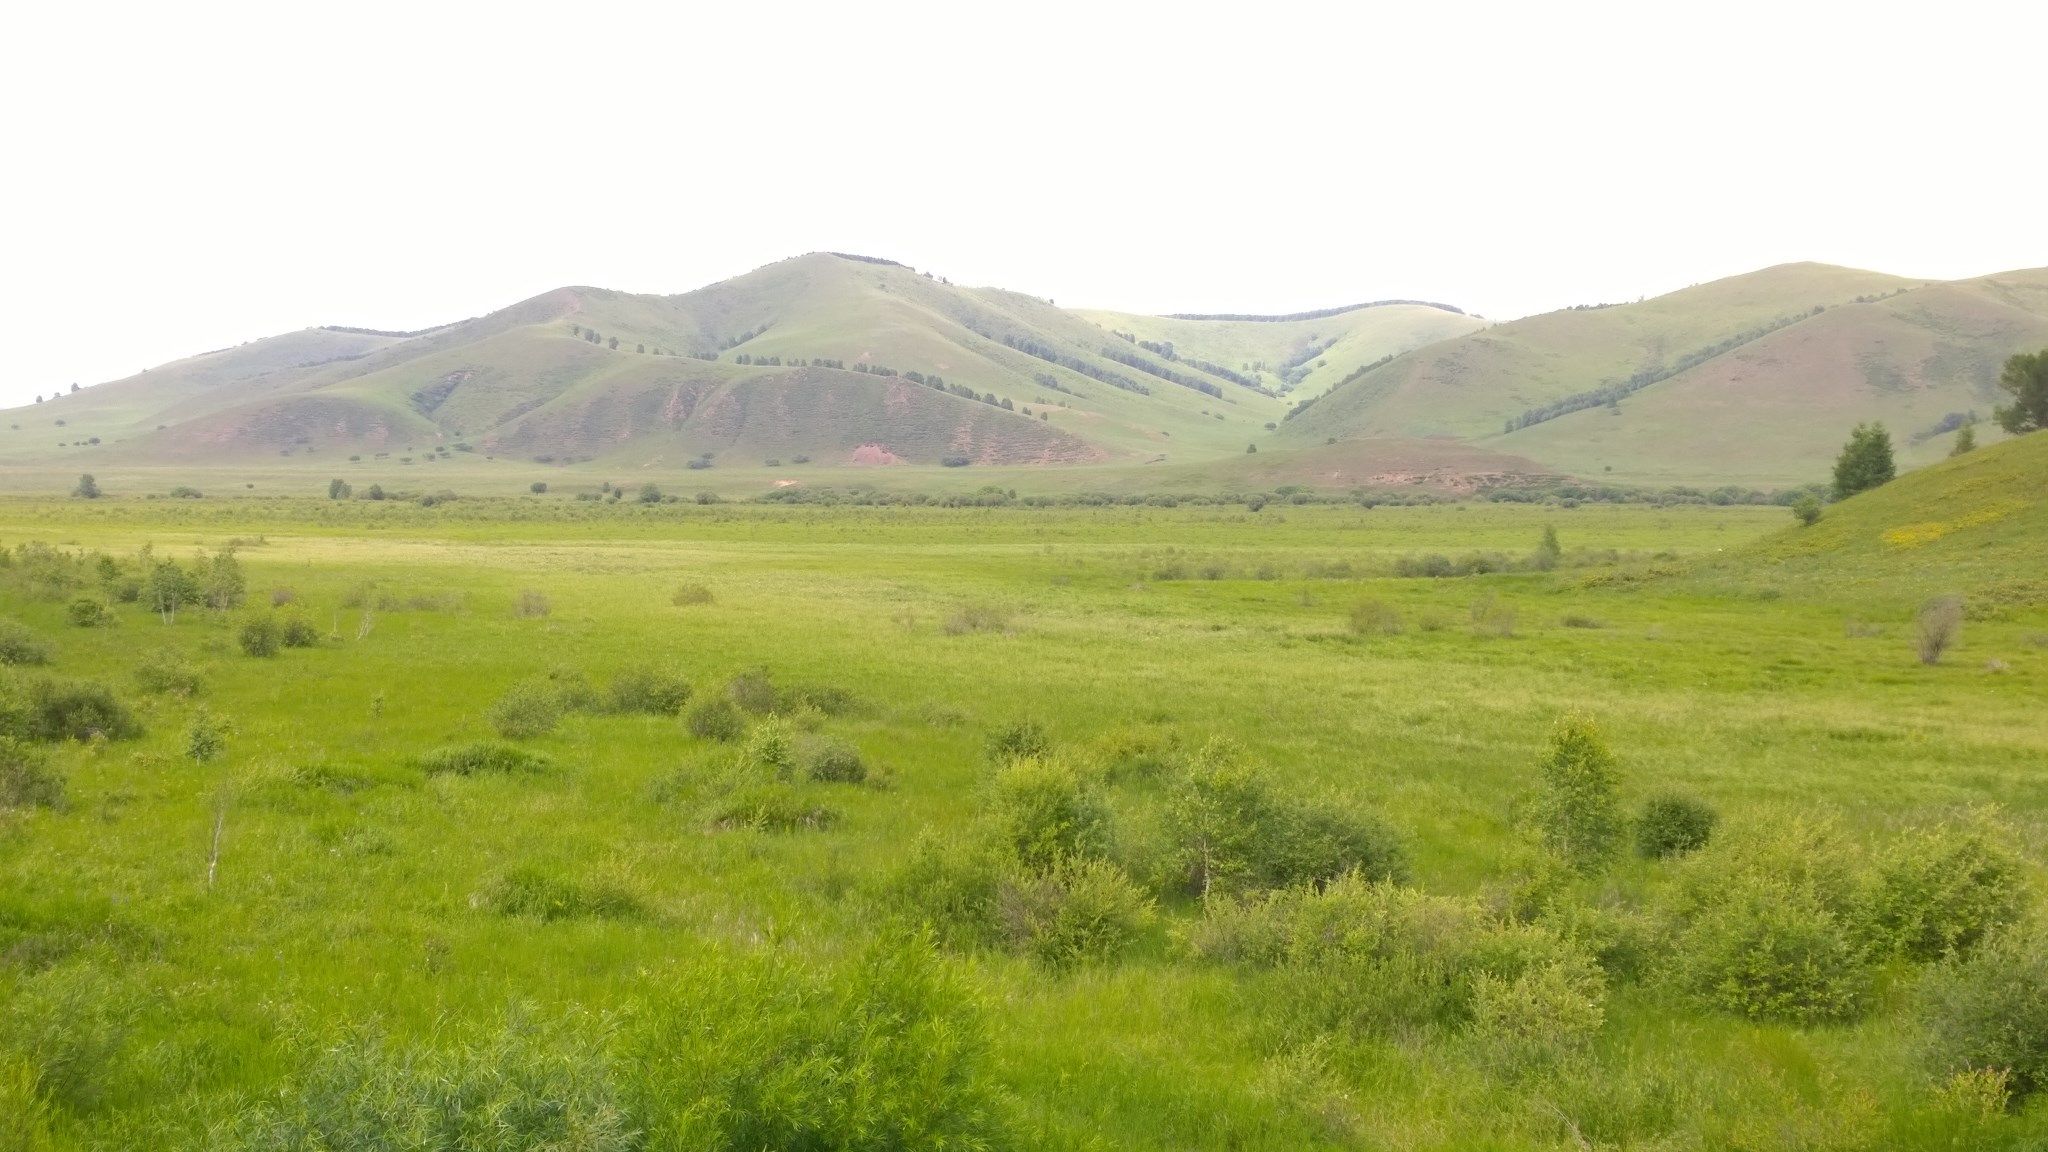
413,741,553,776
0,673,142,743
1164,299,1467,321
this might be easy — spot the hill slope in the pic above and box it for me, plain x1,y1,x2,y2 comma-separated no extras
2,255,1332,471
1700,430,2048,603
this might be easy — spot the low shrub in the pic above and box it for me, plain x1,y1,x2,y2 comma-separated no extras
1919,920,2048,1100
414,741,553,776
1560,613,1605,629
1529,714,1623,873
1348,599,1402,636
671,583,714,606
1917,594,1964,665
0,673,142,742
998,856,1154,968
132,649,202,696
986,719,1051,765
0,619,52,666
779,683,861,716
1865,815,2025,961
708,781,839,831
685,695,745,741
799,736,866,783
1664,817,1874,1022
270,587,297,606
0,737,65,809
990,756,1110,873
1635,793,1718,858
741,718,797,776
943,603,1011,635
545,666,603,712
608,665,692,715
488,678,563,739
726,668,779,714
514,589,552,619
279,614,320,648
66,598,109,628
238,615,281,657
479,865,642,920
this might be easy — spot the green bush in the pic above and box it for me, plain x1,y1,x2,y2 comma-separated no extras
480,864,643,920
66,598,109,628
279,614,320,648
238,615,281,657
625,936,1011,1151
133,649,202,696
1919,920,2048,1100
985,718,1051,765
0,736,65,809
671,583,715,606
686,695,745,741
998,856,1154,968
741,718,797,776
1635,793,1718,858
488,678,563,740
800,736,866,783
727,668,779,714
414,741,554,776
1665,818,1874,1022
0,619,52,666
545,666,603,712
989,756,1109,873
0,673,141,742
1530,714,1623,872
1865,816,2025,962
1163,738,1407,898
221,1020,634,1152
708,780,839,832
608,664,692,715
883,834,1006,950
1348,599,1402,636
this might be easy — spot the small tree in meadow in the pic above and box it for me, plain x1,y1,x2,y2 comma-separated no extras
1791,495,1822,526
1530,714,1622,872
1994,348,2047,434
1832,422,1896,499
1950,423,1977,456
72,473,101,499
1916,595,1964,665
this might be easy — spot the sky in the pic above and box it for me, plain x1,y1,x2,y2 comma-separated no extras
3,0,2044,407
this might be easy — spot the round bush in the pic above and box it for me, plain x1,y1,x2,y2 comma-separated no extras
66,599,109,628
1000,856,1154,969
726,668,778,715
801,736,866,784
607,665,692,715
985,719,1051,765
685,695,744,742
279,614,320,648
0,619,52,666
1636,793,1719,859
238,616,280,657
1919,921,2048,1100
488,678,562,740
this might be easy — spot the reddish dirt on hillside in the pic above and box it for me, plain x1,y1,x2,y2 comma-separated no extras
850,444,906,465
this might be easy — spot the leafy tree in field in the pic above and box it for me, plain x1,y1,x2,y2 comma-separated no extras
1995,349,2047,434
327,478,351,499
1831,422,1895,499
200,548,247,612
144,556,198,624
1950,424,1977,456
530,481,547,494
1530,714,1622,872
607,337,619,350
72,473,100,499
1791,495,1822,526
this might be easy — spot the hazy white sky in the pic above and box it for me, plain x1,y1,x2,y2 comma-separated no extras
4,0,2043,407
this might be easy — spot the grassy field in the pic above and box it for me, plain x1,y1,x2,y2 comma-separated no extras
3,490,2046,1150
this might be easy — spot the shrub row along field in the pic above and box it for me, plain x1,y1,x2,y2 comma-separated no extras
1,498,2045,1150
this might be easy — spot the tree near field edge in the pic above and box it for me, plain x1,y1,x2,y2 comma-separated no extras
1832,422,1896,500
1996,349,2048,434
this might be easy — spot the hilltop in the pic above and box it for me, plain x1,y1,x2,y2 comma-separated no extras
4,255,2045,493
1282,263,2048,485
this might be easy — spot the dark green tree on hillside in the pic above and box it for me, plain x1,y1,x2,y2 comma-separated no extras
1996,349,2047,434
1831,422,1895,499
1950,424,1977,456
72,473,100,499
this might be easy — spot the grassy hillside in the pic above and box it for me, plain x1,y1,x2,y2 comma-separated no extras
0,255,1303,472
1076,302,1486,401
1697,429,2048,604
1495,270,2048,483
1284,263,1919,444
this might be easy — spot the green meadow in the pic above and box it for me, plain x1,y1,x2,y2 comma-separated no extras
3,493,2046,1150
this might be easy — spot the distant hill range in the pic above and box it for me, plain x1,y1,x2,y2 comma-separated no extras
5,254,2043,488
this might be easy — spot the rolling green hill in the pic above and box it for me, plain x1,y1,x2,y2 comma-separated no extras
7,255,2045,493
1698,429,2048,603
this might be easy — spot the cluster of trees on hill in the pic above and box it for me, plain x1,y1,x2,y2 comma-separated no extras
825,252,904,267
1276,337,1339,386
1032,372,1074,396
319,321,464,338
1909,411,1981,444
718,326,770,351
1107,330,1266,392
991,332,1152,396
1504,306,1828,432
1282,354,1397,422
1164,299,1466,321
1097,345,1223,398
